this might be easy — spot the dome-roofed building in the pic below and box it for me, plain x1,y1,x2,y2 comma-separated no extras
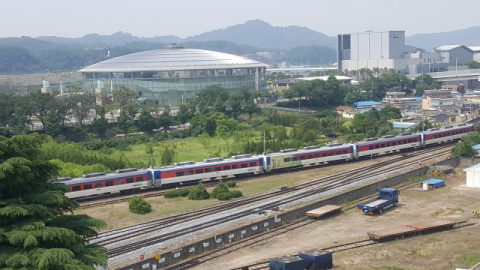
79,45,267,105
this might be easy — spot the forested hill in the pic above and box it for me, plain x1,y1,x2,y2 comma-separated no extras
0,39,336,75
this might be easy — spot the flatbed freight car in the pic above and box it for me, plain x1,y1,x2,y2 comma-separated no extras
306,205,342,219
367,219,456,241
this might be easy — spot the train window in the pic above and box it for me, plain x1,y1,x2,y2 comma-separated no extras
214,166,222,171
241,163,248,168
369,146,373,150
299,156,306,160
136,177,144,182
284,157,291,162
195,169,204,174
386,143,391,147
106,181,114,186
381,144,385,148
176,171,185,176
94,183,103,188
116,179,124,185
392,142,396,146
408,139,412,143
375,145,379,149
307,155,313,159
314,154,320,158
249,162,257,167
342,150,348,154
205,168,213,172
223,166,231,170
328,152,334,156
403,140,407,144
83,184,92,190
321,153,327,157
186,170,194,175
335,151,341,155
232,164,239,169
126,178,134,183
72,186,81,191
292,157,299,161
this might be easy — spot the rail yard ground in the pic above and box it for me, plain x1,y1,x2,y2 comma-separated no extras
74,150,440,231
191,161,480,270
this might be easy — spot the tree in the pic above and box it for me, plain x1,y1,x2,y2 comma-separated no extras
214,96,226,113
11,106,31,135
229,93,243,119
116,110,134,137
92,106,109,139
44,111,62,138
177,103,195,124
70,94,95,127
158,105,173,133
344,92,365,106
273,126,288,141
128,196,152,214
197,133,211,148
160,146,176,165
466,61,480,69
138,109,157,133
379,105,402,119
145,144,154,155
0,93,17,127
211,180,230,198
113,86,139,107
29,90,54,126
0,134,108,269
73,123,89,142
244,99,261,120
188,183,210,200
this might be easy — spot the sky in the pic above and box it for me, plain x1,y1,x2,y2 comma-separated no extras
1,0,479,38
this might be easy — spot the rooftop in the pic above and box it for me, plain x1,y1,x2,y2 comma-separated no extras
79,48,266,73
422,179,444,184
434,45,474,53
353,101,382,107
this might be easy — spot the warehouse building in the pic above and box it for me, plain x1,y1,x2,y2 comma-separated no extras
79,45,267,105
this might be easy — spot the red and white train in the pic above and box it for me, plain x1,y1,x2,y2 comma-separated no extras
53,123,474,199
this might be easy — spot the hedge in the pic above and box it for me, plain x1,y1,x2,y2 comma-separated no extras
164,189,191,198
225,181,237,188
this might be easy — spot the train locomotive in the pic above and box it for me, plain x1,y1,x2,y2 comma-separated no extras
54,123,474,199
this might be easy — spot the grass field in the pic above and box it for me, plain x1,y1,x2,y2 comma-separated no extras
0,72,82,85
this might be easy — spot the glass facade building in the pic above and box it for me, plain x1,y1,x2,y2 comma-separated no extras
80,46,267,105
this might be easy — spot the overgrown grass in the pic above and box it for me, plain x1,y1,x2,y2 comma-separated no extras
458,254,480,267
382,266,404,270
407,175,431,183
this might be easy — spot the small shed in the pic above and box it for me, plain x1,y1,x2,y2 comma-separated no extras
421,179,445,190
464,164,480,188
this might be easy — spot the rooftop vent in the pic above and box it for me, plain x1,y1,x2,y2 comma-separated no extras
303,145,321,150
443,126,453,129
400,132,412,136
279,148,298,153
231,154,251,159
115,168,138,174
363,138,378,142
382,135,396,138
56,177,72,181
174,161,195,166
82,172,106,178
427,128,440,131
457,123,466,126
164,44,184,50
326,143,343,147
203,158,224,163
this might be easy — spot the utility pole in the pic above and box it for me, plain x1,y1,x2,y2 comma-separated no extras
371,83,373,100
263,131,267,154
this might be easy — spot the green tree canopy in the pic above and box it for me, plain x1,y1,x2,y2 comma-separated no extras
0,134,107,269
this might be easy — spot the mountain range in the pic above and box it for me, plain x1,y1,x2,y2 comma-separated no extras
3,19,480,52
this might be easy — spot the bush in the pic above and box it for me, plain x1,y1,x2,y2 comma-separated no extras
217,192,232,200
128,196,152,214
225,180,237,188
229,190,243,198
211,180,230,199
164,189,191,198
188,183,210,200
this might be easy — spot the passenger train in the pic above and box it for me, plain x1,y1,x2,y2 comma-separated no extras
54,123,474,199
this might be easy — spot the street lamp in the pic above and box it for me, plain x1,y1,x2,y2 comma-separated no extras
456,57,460,76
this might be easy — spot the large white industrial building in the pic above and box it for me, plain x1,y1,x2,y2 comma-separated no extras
337,31,474,75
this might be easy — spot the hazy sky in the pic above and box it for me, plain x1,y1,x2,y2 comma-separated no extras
1,0,479,38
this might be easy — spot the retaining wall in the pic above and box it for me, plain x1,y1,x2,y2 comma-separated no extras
117,157,459,270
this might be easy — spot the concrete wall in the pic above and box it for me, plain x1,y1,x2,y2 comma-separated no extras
118,157,460,270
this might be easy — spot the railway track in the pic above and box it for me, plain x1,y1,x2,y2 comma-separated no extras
77,143,454,209
101,145,451,261
161,180,434,270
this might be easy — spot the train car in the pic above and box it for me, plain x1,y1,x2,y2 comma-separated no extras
265,144,355,172
153,155,264,187
355,133,422,158
54,168,154,199
422,123,474,146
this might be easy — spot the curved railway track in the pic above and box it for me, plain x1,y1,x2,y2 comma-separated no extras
77,143,455,209
101,145,451,260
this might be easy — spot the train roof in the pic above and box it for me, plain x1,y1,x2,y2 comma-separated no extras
50,168,151,185
268,144,352,157
153,154,262,171
422,123,473,135
355,132,420,146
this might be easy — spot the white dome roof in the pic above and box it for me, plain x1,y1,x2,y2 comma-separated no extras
79,48,266,73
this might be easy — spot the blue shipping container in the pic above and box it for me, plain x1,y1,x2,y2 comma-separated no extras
269,256,308,270
299,249,333,269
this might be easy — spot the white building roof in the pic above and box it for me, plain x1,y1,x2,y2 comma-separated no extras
434,45,474,52
468,46,480,52
79,48,266,73
297,75,354,82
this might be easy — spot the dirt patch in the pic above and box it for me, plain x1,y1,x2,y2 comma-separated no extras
192,165,480,270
